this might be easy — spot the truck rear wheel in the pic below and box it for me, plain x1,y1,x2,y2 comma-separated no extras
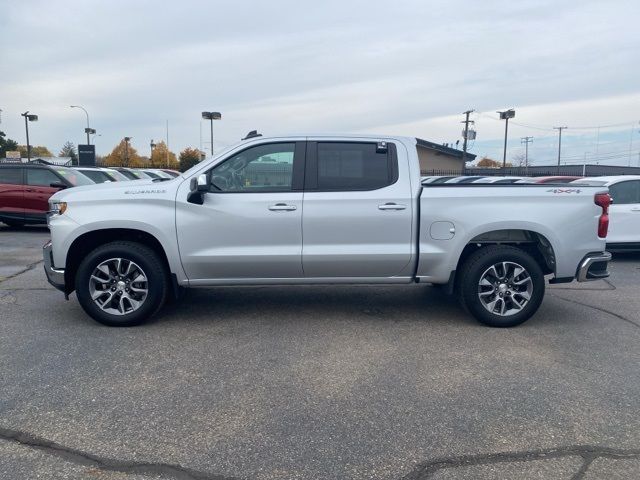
458,245,545,327
75,241,168,327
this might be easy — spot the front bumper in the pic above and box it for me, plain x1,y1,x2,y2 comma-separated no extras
43,240,65,292
576,251,612,282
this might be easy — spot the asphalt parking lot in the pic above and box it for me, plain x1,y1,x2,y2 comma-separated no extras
0,225,639,480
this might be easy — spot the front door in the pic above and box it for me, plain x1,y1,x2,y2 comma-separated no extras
608,180,640,244
302,140,414,278
176,141,306,281
25,168,65,222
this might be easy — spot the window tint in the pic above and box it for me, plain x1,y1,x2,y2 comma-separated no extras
80,170,111,183
316,142,394,190
0,168,22,185
52,167,94,186
210,143,295,192
27,169,61,187
609,181,640,204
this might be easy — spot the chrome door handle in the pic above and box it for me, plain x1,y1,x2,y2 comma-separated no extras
268,203,297,211
378,203,407,211
631,207,640,212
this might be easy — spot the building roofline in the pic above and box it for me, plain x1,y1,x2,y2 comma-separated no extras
415,137,476,160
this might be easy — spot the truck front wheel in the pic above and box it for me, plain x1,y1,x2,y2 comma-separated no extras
75,241,168,327
458,245,545,327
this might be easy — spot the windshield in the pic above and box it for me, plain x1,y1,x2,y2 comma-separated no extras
78,169,112,184
55,167,94,186
119,169,151,180
104,169,129,181
143,170,161,179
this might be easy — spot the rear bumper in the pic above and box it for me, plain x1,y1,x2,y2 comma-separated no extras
43,240,65,292
576,251,612,282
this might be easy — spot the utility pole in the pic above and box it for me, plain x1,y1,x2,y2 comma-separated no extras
461,109,474,175
498,109,515,168
554,126,567,174
521,136,533,175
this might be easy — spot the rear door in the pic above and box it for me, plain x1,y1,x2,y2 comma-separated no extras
0,167,25,224
24,168,66,221
302,140,413,278
608,180,640,244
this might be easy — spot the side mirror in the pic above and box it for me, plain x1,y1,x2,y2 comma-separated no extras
187,173,209,205
50,182,68,190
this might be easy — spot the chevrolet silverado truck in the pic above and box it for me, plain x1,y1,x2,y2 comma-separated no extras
43,134,612,327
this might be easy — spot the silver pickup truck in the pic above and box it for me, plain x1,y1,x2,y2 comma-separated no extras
44,134,611,328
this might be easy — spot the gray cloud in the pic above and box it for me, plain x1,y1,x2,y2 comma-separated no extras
1,0,638,163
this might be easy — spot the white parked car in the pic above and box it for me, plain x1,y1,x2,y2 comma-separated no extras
572,176,640,250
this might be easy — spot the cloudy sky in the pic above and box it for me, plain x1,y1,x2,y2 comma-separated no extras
1,0,639,166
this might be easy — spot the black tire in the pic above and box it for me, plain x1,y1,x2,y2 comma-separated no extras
75,241,168,327
458,245,545,328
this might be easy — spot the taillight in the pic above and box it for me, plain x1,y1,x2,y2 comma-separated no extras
594,193,611,238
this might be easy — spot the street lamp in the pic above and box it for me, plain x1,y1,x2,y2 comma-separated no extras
498,109,515,168
201,111,221,157
20,111,38,161
70,105,95,145
124,136,132,166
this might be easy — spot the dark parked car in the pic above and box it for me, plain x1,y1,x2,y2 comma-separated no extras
0,164,93,226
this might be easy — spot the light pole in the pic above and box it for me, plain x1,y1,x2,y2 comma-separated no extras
498,109,515,168
70,105,95,145
201,111,221,157
124,136,132,167
21,111,39,161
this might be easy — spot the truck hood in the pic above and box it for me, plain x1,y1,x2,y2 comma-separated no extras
50,178,177,203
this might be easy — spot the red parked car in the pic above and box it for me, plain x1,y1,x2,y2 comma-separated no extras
0,164,93,227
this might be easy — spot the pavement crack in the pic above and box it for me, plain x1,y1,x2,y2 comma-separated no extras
400,445,640,479
550,293,640,329
0,426,240,480
0,259,43,284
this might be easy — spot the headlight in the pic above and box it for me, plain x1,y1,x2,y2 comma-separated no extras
49,201,67,215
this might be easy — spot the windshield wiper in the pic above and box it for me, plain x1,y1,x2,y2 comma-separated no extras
152,177,171,182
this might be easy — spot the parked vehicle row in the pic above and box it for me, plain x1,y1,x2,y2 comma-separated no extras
44,134,611,328
421,175,582,184
0,164,180,225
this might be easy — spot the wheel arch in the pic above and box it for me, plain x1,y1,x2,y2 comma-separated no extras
64,228,175,296
446,228,557,294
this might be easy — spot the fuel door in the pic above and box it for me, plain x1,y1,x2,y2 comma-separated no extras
429,221,456,240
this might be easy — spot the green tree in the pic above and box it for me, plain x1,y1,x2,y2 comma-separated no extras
0,131,19,158
179,147,202,172
18,145,54,158
59,141,78,163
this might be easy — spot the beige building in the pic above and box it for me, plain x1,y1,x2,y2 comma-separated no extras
416,138,476,174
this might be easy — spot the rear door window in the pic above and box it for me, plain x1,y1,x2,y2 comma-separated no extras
609,181,640,204
27,169,61,187
0,168,22,185
308,142,397,191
